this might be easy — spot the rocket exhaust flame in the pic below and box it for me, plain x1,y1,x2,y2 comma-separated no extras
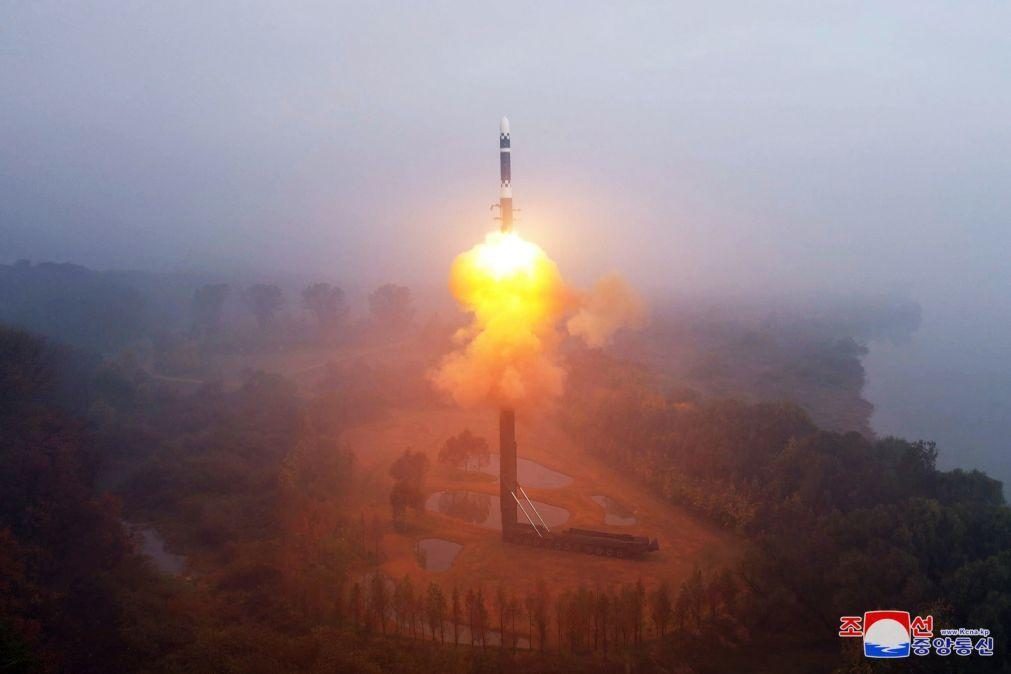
431,119,645,412
431,229,570,411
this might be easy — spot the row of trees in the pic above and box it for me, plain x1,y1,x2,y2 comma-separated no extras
190,281,414,338
347,570,739,656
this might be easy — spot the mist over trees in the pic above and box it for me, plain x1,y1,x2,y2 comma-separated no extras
190,283,229,339
2,312,1010,671
244,283,285,332
438,429,490,473
302,282,349,338
0,261,149,352
1,259,1007,672
369,283,414,335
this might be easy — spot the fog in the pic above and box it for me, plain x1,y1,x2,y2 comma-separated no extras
2,3,1010,482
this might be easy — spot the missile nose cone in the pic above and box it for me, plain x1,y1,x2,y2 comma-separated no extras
500,116,510,134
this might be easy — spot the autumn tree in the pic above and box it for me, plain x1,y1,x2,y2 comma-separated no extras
426,582,446,643
244,284,284,331
439,429,490,472
451,586,461,646
393,575,414,635
302,282,348,337
650,581,673,636
369,573,389,634
595,590,611,655
707,568,738,619
368,283,414,334
533,579,551,652
388,449,429,529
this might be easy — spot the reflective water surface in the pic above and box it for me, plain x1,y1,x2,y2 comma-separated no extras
426,490,570,530
479,455,573,488
592,495,637,526
126,523,186,575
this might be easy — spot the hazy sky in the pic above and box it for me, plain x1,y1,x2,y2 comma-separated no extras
2,2,1010,311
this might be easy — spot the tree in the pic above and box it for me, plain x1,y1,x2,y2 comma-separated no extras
439,429,491,472
465,588,476,646
369,283,414,334
708,568,738,618
475,588,489,649
507,593,521,653
650,581,673,636
426,582,446,643
634,579,646,643
533,579,551,652
369,573,389,634
393,575,414,635
302,283,348,336
496,584,507,649
388,449,430,529
389,481,410,527
451,586,461,646
555,591,567,653
389,449,430,486
244,284,284,331
191,283,229,338
595,590,611,655
678,568,705,630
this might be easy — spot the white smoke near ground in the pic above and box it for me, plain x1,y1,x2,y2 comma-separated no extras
567,274,647,348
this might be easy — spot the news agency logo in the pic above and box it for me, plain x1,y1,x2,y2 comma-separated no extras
839,611,994,659
862,611,911,657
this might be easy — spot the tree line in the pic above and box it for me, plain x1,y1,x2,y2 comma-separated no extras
346,568,739,658
191,281,414,339
560,348,1011,671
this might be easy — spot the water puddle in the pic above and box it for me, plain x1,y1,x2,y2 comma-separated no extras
416,538,463,571
479,455,573,488
426,490,569,530
592,495,637,526
124,522,187,575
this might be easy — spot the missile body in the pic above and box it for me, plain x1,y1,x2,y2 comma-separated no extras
499,116,512,232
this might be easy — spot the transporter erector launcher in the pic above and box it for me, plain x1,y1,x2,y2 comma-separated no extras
492,117,659,559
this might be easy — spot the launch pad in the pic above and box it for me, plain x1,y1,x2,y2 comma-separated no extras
498,405,659,559
489,117,658,559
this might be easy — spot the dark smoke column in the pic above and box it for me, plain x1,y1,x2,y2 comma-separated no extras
499,116,512,232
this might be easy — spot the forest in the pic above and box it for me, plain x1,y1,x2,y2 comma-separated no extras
1,266,1008,673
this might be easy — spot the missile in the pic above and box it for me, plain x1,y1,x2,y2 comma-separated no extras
499,116,512,232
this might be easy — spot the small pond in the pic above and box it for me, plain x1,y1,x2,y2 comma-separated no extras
478,455,573,488
124,522,187,576
592,495,637,526
416,538,463,572
426,490,570,530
